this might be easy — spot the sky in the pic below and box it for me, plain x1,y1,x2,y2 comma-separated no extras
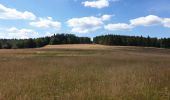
0,0,170,39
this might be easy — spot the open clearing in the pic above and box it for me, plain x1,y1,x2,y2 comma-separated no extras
43,44,114,50
0,44,169,100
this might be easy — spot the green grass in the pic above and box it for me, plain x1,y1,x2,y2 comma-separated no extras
0,46,169,100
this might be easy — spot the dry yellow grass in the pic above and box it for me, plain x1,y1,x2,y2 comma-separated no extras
0,44,169,100
43,44,115,50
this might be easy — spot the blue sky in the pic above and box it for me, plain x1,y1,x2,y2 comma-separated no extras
0,0,170,39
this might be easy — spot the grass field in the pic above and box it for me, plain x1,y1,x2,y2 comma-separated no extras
0,44,169,100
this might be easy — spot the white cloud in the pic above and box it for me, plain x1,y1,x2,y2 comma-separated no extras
0,27,38,39
101,14,113,21
162,18,170,28
104,23,133,30
82,0,109,9
130,15,162,26
105,15,170,31
30,17,61,30
67,16,103,33
82,0,119,9
0,4,36,20
67,15,112,33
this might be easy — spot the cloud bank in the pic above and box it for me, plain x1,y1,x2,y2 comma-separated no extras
30,17,61,30
67,15,112,33
0,4,36,20
105,15,170,31
82,0,119,9
0,27,38,39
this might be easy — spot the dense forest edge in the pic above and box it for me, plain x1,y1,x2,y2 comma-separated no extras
0,34,170,49
0,34,91,49
93,35,170,48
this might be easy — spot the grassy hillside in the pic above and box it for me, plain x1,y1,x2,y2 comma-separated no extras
0,44,169,100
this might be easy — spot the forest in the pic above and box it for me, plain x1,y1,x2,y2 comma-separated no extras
0,34,91,49
1,34,170,49
93,34,170,48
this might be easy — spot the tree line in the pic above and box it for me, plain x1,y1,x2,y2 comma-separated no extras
93,34,170,48
0,34,92,49
1,34,170,49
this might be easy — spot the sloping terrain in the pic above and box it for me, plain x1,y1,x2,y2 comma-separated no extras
0,44,169,100
43,44,113,50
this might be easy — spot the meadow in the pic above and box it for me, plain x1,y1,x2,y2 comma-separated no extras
0,44,169,100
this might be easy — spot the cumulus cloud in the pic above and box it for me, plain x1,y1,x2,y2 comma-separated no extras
30,17,61,30
130,15,162,26
162,18,170,28
67,16,103,33
82,0,109,9
0,27,38,39
104,23,133,30
82,0,119,9
67,15,112,33
105,15,170,31
0,4,36,20
101,14,113,21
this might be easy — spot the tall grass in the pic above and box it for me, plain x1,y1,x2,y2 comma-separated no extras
0,46,169,100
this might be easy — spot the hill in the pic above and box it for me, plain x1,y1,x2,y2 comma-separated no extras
43,44,113,50
0,44,169,100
